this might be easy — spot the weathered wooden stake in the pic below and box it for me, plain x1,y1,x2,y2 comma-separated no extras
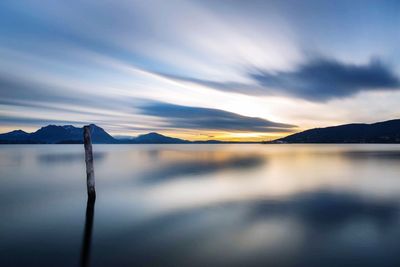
83,126,96,200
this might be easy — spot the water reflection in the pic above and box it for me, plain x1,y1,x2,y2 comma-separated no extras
140,153,265,184
343,150,400,160
94,190,400,267
80,198,95,267
2,144,400,267
38,152,105,164
248,191,399,228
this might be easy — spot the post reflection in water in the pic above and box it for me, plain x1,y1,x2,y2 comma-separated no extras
80,197,95,267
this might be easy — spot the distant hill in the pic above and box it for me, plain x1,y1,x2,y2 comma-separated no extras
276,119,400,143
0,124,116,144
0,130,30,141
121,132,190,144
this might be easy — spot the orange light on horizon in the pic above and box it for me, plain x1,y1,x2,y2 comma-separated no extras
111,129,299,142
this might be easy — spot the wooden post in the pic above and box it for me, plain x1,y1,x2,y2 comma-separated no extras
83,126,96,200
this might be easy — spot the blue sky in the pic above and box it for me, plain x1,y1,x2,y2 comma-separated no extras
0,0,399,140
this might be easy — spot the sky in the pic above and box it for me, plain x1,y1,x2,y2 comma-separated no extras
0,0,399,141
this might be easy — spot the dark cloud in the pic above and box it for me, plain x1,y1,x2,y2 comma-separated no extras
139,102,296,132
160,57,400,102
251,57,400,101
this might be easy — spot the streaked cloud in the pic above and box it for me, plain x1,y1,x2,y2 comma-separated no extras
138,102,296,133
250,57,400,101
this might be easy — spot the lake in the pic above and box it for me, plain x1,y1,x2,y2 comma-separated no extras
1,144,400,267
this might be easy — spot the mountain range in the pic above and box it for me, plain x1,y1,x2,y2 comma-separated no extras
0,124,248,144
0,124,191,144
0,124,222,144
1,119,400,144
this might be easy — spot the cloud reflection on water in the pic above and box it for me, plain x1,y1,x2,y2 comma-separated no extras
138,153,265,184
342,150,400,161
248,191,399,228
38,152,106,164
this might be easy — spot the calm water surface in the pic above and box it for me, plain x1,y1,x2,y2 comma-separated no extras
1,144,400,267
